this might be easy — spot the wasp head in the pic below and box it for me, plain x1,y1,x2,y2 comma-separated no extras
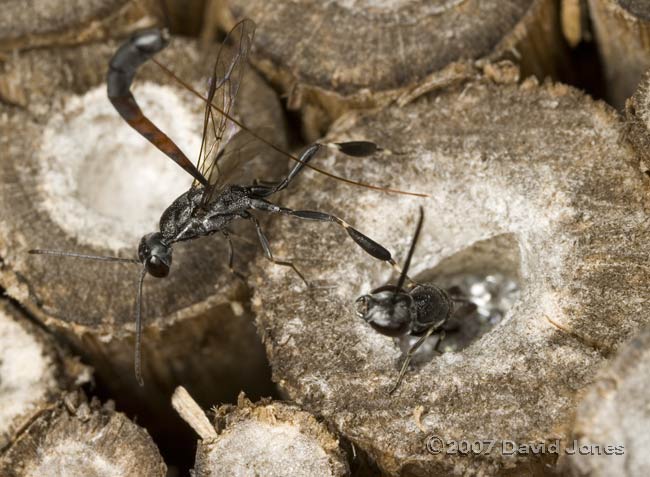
138,232,172,278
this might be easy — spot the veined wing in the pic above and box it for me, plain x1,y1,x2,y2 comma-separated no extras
154,18,429,198
194,18,255,206
200,126,286,205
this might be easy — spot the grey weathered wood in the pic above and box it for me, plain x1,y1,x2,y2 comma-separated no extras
561,326,650,476
588,0,650,108
0,35,286,442
0,301,89,452
249,66,650,475
212,0,569,138
0,391,166,476
184,392,350,477
624,68,650,176
0,0,156,51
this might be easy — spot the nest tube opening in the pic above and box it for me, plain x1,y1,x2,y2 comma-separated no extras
37,82,199,252
381,232,523,370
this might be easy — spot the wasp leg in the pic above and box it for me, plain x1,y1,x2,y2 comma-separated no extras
433,330,447,352
251,179,280,188
251,144,322,197
251,141,378,197
223,231,245,282
250,199,396,268
246,213,309,286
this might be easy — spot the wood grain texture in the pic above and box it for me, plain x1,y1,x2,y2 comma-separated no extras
193,394,349,476
0,35,286,446
0,0,157,51
248,67,650,475
0,300,88,452
624,68,650,175
213,0,568,137
589,0,650,108
0,392,166,476
561,326,650,476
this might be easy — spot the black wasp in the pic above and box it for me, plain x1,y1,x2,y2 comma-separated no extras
356,207,473,394
30,19,426,385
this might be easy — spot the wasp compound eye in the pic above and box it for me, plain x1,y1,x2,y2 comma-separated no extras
146,255,170,278
137,238,149,263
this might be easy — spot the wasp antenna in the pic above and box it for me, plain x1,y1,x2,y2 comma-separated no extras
134,266,147,387
395,206,424,294
151,59,430,198
29,249,140,264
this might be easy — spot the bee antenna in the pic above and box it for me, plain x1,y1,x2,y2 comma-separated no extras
28,249,140,264
394,206,424,297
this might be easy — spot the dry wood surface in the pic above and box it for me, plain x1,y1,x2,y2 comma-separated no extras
0,0,649,475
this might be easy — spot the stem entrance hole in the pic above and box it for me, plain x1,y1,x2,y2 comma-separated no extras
400,233,522,365
38,83,199,250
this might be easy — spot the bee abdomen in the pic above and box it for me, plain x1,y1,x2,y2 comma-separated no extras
411,285,453,335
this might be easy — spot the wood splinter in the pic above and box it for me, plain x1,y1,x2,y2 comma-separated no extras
172,386,217,441
173,387,350,477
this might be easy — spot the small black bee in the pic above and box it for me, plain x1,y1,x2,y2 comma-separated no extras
356,207,471,394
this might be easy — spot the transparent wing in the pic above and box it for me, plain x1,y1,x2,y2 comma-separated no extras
153,19,429,198
194,19,256,200
200,127,286,205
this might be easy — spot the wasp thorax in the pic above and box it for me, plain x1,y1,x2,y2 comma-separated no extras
356,290,413,337
138,232,172,278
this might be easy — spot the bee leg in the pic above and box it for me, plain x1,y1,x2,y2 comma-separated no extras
389,327,440,395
